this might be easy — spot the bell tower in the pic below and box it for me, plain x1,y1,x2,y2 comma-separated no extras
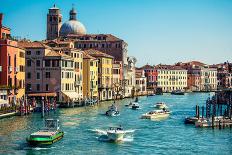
47,4,62,40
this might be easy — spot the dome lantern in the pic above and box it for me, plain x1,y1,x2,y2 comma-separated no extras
69,4,77,20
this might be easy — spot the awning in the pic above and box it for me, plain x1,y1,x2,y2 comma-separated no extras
27,92,57,97
61,91,79,101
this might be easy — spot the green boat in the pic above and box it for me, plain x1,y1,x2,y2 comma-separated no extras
26,119,64,145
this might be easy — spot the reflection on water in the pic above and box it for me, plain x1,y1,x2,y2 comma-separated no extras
0,116,29,135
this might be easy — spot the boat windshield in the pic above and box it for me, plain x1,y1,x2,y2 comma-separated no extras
45,119,59,130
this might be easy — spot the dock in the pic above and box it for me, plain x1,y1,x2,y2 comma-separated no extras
185,88,232,129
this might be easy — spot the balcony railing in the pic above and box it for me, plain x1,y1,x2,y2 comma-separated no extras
15,67,19,73
15,88,19,94
8,66,12,73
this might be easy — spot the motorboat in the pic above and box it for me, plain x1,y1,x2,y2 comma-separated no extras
105,104,120,116
106,126,125,142
141,109,170,119
26,119,64,145
155,102,168,109
184,116,199,124
171,90,185,95
131,102,140,110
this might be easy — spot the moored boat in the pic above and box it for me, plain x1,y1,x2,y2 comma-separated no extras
26,119,64,146
141,109,170,119
184,117,199,124
171,90,185,95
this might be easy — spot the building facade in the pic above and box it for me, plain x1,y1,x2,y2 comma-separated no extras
0,14,25,104
135,69,147,95
112,61,123,99
82,52,98,99
140,64,158,90
85,49,113,101
155,65,188,92
19,41,79,102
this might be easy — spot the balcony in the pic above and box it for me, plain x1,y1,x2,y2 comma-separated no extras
15,67,19,73
8,66,12,73
15,88,19,94
7,89,13,95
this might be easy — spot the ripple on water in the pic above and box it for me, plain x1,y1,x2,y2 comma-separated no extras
0,93,232,155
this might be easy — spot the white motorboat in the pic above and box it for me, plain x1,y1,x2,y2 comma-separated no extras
155,102,168,109
141,109,170,119
131,102,140,110
106,126,125,142
105,104,119,116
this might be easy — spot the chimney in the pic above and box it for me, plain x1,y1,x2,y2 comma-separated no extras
0,13,3,27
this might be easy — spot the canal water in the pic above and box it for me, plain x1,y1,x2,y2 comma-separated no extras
0,93,231,155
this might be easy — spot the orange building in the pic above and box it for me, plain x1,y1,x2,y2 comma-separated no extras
0,13,25,105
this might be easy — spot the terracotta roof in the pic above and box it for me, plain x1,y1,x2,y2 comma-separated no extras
82,51,96,60
155,64,187,70
18,41,52,49
85,49,114,59
45,51,72,59
61,34,124,42
140,64,154,69
45,51,61,57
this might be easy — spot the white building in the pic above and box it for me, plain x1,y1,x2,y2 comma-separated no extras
156,65,188,92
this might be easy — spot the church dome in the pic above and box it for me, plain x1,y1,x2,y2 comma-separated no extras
60,20,86,36
59,6,87,36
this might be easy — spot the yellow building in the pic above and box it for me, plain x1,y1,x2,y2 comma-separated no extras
60,49,83,100
83,52,98,99
156,65,187,92
85,49,113,101
16,48,25,100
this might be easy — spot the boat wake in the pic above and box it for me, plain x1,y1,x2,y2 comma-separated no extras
91,128,135,142
91,129,107,135
24,146,56,150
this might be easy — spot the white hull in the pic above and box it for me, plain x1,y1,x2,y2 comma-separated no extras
141,113,170,119
107,132,125,142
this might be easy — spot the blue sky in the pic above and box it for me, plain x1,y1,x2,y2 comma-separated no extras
1,0,232,66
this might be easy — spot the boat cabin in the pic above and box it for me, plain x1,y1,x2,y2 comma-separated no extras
109,126,123,131
44,119,60,131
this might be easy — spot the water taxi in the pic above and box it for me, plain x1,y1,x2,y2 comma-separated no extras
155,102,168,109
26,119,64,146
106,104,120,116
141,109,170,119
106,126,125,142
131,102,140,110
